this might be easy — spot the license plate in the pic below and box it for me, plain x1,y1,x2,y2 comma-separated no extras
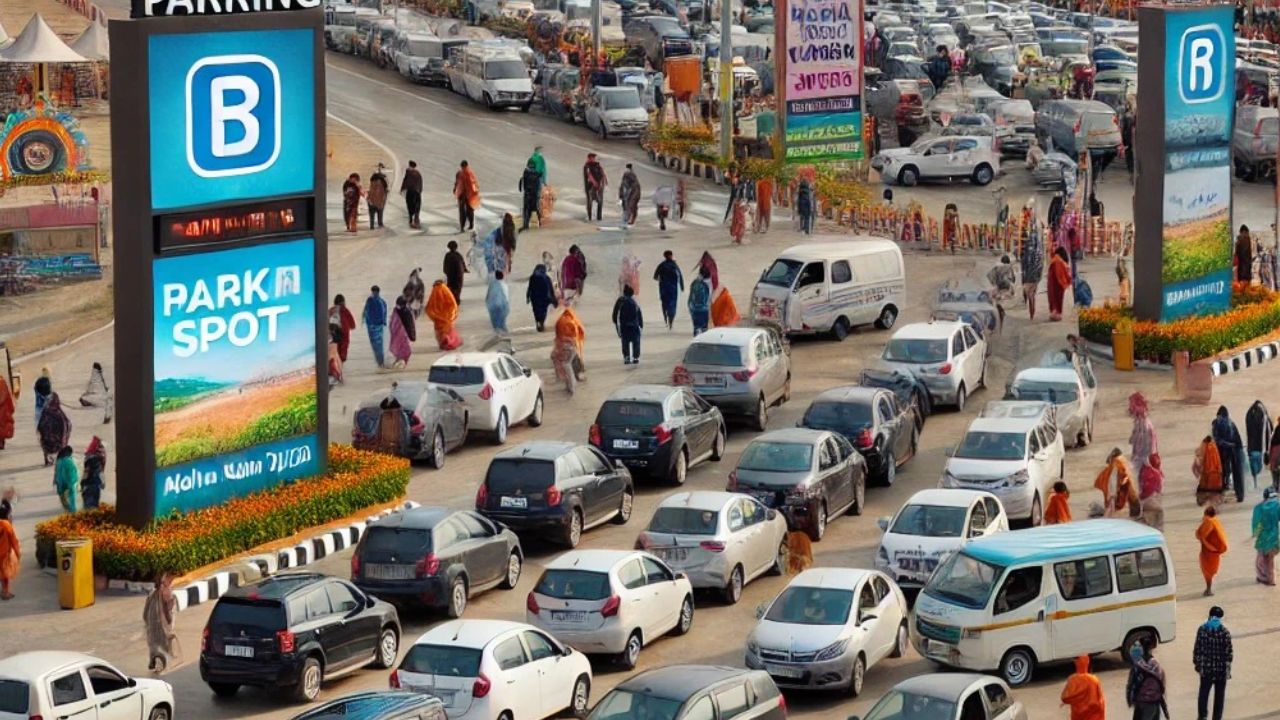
551,610,587,622
224,645,254,658
658,547,688,562
613,439,640,449
367,564,415,580
764,663,804,679
500,496,528,509
697,374,726,387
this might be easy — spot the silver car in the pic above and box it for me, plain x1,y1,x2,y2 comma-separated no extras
637,491,789,604
674,325,791,431
351,382,468,468
849,673,1028,720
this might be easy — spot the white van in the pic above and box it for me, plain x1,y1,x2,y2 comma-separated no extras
912,519,1176,687
446,41,534,111
750,239,906,340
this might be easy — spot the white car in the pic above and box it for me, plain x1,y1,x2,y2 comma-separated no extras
584,86,650,139
940,415,1065,526
877,135,1001,187
428,353,544,443
392,619,592,720
527,549,694,669
879,321,988,410
0,651,175,720
874,489,1009,590
1005,350,1098,448
745,568,908,697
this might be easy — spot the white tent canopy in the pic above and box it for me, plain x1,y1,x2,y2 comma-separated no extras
69,19,108,61
0,14,86,63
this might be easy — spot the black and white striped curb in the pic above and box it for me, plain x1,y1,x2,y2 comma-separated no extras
1209,340,1280,377
648,150,725,184
101,501,422,611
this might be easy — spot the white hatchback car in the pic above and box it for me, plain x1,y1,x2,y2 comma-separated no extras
428,352,544,443
879,321,988,410
940,416,1066,526
0,651,175,720
874,489,1009,590
1006,351,1098,448
392,619,592,720
877,135,1001,186
527,549,694,669
745,568,908,697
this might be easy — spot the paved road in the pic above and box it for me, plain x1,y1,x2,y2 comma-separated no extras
3,44,1280,720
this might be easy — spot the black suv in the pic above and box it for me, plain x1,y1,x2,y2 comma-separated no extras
588,665,785,720
352,507,523,618
200,573,401,703
290,691,446,720
590,385,726,484
476,441,634,548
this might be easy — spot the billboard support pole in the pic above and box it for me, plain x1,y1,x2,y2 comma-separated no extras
591,0,601,62
719,0,733,163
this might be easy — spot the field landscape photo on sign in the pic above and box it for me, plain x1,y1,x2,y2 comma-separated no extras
782,0,863,162
152,237,319,515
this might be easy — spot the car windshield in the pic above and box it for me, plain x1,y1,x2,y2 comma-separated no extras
760,258,804,287
485,458,555,494
1058,39,1087,53
361,526,432,555
862,690,958,720
883,338,948,363
589,690,682,720
1010,380,1078,403
428,365,485,386
0,681,28,714
407,39,436,55
954,431,1026,460
535,569,612,600
923,551,1002,609
738,441,813,473
648,506,719,535
484,59,527,79
803,401,873,433
891,504,968,537
598,401,664,426
684,343,744,367
400,644,483,677
209,599,286,634
602,90,641,109
764,586,853,625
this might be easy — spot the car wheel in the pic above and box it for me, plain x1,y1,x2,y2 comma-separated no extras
1122,629,1157,664
809,502,827,542
148,706,172,720
209,683,239,698
673,595,694,635
891,621,909,658
851,475,865,515
428,429,446,469
570,674,591,717
447,576,468,618
882,451,896,487
753,395,769,431
564,508,583,547
619,630,643,669
520,102,531,113
500,551,522,589
874,305,898,330
711,426,726,461
1000,646,1035,687
770,539,789,575
1080,418,1093,447
831,316,850,341
910,428,919,458
972,163,994,186
292,656,323,703
528,393,544,427
671,447,688,485
1030,493,1043,527
483,92,494,109
955,384,967,412
493,409,509,445
723,565,744,604
375,626,399,669
848,653,866,697
898,165,919,186
614,486,634,524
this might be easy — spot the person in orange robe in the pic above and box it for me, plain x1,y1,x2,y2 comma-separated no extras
0,499,18,600
710,287,741,327
1094,448,1139,517
425,280,463,351
552,306,587,386
1045,481,1072,524
1196,505,1229,596
1047,246,1073,320
1060,655,1105,720
1195,435,1225,507
0,375,14,451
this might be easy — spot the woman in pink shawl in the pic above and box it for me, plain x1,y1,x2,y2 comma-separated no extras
697,251,720,291
561,244,587,302
388,296,416,369
1129,391,1158,470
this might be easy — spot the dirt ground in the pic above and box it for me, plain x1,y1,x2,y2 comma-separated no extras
154,373,315,449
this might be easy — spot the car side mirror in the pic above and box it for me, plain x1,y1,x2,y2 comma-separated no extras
944,447,955,457
849,716,862,720
523,367,532,377
877,516,890,531
766,509,777,521
367,594,378,609
127,677,137,688
970,527,985,538
561,643,574,657
755,602,769,619
675,571,688,581
615,459,625,469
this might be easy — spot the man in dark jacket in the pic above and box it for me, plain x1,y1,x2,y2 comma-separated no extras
926,45,950,91
400,160,424,228
518,159,543,231
653,250,684,329
1246,400,1274,489
584,153,608,221
1213,406,1246,502
1193,606,1233,720
611,284,644,364
443,240,468,304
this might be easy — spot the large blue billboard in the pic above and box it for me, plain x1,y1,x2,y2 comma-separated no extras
1159,6,1234,321
151,237,319,516
148,28,315,210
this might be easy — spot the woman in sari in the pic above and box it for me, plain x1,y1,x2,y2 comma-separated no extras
0,374,13,451
1253,487,1280,585
1197,505,1228,596
54,446,79,514
1196,436,1226,507
425,280,463,351
1129,392,1158,471
698,251,720,291
486,271,511,335
388,296,416,369
1093,447,1138,518
1138,454,1165,531
37,392,70,466
342,173,362,233
144,573,182,672
0,499,18,600
1047,246,1072,321
327,294,357,363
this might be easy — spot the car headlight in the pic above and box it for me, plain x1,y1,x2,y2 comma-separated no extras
940,471,958,488
962,627,983,639
1008,469,1030,485
813,638,851,661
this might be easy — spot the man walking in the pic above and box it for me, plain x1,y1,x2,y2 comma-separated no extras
612,284,644,364
1193,606,1232,720
653,250,684,329
367,165,389,230
926,44,950,91
362,285,388,368
443,240,468,304
400,160,423,229
688,266,711,336
454,160,480,233
519,159,543,231
619,164,641,226
584,153,607,222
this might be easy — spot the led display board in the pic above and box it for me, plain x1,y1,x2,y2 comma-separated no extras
777,0,865,162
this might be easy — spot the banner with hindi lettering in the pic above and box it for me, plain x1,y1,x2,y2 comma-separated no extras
780,0,864,162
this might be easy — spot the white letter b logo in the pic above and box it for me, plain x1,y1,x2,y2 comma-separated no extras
186,55,280,178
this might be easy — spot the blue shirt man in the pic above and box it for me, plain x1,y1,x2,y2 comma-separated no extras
362,285,388,368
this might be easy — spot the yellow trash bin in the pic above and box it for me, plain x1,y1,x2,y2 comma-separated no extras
56,539,94,610
1113,327,1135,371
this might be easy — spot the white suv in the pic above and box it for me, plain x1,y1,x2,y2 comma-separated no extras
877,135,1000,187
428,353,544,444
878,321,988,411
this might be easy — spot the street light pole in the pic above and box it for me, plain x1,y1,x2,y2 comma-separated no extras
592,0,602,61
719,0,733,162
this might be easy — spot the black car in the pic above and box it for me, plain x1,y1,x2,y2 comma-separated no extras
860,367,932,428
588,665,786,720
623,14,693,68
590,385,726,485
352,507,523,618
200,573,401,703
477,441,635,548
801,385,918,486
290,691,446,720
